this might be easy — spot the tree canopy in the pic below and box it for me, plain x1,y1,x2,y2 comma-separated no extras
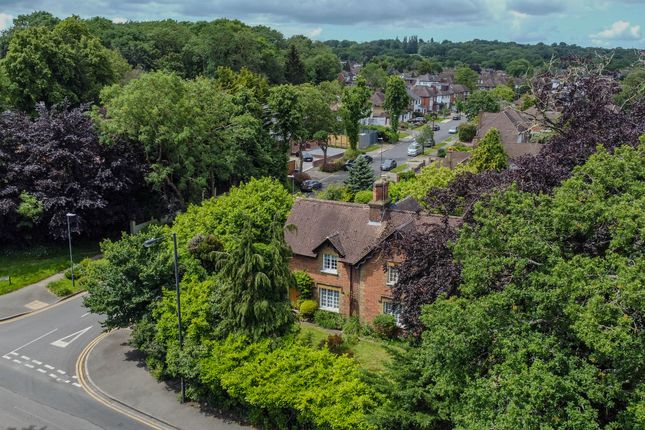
384,75,410,133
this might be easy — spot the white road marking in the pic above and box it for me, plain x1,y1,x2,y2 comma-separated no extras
80,312,90,318
20,355,30,360
64,380,70,383
2,355,10,360
32,360,42,365
72,382,81,387
37,368,46,373
24,363,34,369
56,369,66,375
72,375,77,379
44,364,54,370
12,359,21,364
49,373,57,378
9,328,58,354
50,326,93,348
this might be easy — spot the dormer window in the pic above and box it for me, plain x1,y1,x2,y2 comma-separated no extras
322,254,338,274
387,266,399,286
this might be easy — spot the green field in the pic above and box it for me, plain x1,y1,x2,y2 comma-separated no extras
0,243,99,295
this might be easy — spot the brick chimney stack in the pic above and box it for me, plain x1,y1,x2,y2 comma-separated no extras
368,177,390,224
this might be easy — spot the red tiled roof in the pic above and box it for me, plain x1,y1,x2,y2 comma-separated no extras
285,198,459,265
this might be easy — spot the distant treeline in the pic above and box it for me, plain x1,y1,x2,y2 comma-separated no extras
325,36,641,71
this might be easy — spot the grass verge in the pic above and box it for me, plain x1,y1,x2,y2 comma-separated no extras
46,277,84,297
0,243,99,295
391,163,408,174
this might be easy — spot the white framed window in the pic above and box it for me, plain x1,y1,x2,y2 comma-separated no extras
319,287,340,312
383,301,402,326
387,266,400,286
322,254,338,274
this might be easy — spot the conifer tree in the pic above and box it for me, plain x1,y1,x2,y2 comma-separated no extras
284,44,305,84
345,155,375,193
470,128,508,172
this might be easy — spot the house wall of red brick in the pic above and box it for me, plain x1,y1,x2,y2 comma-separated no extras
289,245,400,324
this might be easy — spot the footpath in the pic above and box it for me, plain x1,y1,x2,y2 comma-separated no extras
82,328,251,430
0,272,61,320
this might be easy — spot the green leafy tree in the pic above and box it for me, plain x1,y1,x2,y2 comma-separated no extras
490,84,515,103
305,52,341,84
416,125,435,150
505,58,532,77
470,128,508,172
2,16,127,111
83,224,174,329
458,123,477,142
341,76,372,150
344,155,375,193
384,75,410,134
615,67,645,106
415,58,442,75
360,62,387,89
96,71,272,208
463,90,500,119
389,162,464,204
455,66,479,91
268,84,303,155
284,44,306,84
374,144,645,429
215,220,295,339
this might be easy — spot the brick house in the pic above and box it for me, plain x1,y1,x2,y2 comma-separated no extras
285,179,458,324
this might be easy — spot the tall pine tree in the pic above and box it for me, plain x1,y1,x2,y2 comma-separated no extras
284,44,305,84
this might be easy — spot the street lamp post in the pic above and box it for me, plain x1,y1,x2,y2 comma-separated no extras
66,213,76,291
144,232,185,403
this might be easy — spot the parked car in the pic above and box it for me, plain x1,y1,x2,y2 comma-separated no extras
452,114,461,120
407,142,423,156
432,124,440,131
409,117,426,125
301,152,314,162
344,154,373,170
300,179,323,192
380,159,397,171
448,128,458,134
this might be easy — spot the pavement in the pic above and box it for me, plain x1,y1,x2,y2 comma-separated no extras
0,272,61,320
83,328,250,430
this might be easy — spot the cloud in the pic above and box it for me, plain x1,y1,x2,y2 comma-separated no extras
590,20,641,40
112,16,127,24
308,27,322,38
0,12,13,30
507,0,565,15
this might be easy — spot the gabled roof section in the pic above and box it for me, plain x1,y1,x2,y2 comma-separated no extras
285,198,460,265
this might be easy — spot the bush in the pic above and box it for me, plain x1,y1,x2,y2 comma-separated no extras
319,334,353,357
437,148,447,158
458,122,477,142
343,316,363,336
353,190,373,204
293,171,310,185
372,314,399,339
317,183,353,202
397,171,416,181
321,160,344,172
64,258,93,280
299,300,318,319
314,310,345,330
293,270,314,299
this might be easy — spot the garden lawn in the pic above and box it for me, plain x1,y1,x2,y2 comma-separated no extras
0,243,99,295
298,323,394,372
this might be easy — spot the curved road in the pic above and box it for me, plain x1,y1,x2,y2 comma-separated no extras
0,296,150,430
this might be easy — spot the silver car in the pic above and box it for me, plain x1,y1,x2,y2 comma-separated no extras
407,142,423,156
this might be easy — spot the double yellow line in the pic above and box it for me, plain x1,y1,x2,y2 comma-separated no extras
76,331,170,430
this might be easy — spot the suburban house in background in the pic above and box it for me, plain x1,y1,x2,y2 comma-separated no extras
285,179,460,324
475,106,555,160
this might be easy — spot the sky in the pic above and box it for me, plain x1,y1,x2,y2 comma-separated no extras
0,0,643,48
